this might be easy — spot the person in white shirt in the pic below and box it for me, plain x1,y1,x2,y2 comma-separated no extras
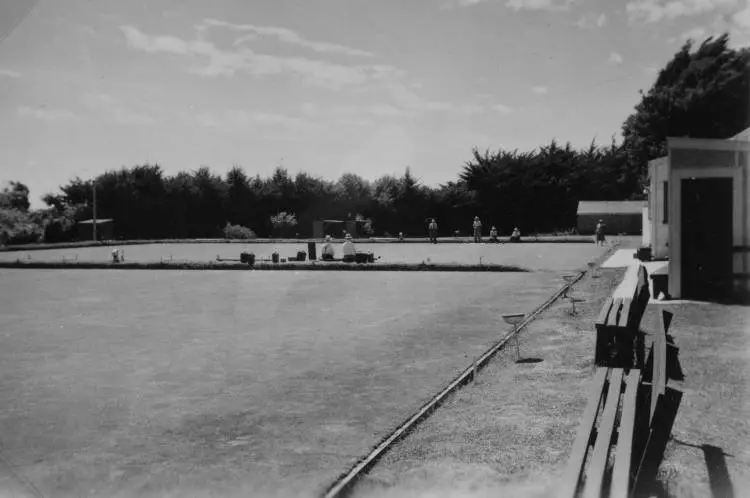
472,216,482,243
489,226,499,243
595,220,606,246
428,219,438,244
321,235,335,260
510,227,521,242
342,233,356,262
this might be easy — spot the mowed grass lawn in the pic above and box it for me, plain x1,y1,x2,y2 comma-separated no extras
0,242,605,271
0,262,601,498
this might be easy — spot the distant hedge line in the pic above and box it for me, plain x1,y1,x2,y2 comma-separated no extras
0,235,599,252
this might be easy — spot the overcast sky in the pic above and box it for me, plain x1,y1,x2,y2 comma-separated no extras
1,0,749,208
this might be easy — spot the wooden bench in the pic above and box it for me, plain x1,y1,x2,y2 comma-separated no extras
560,307,672,498
595,265,651,369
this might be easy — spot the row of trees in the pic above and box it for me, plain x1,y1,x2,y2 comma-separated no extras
2,34,748,244
32,145,634,242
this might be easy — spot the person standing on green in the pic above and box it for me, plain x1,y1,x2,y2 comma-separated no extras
472,216,483,243
595,219,606,246
428,219,438,244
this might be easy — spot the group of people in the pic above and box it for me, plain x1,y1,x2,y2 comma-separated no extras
426,217,521,244
321,233,357,262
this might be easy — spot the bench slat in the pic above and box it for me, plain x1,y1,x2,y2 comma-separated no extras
583,368,624,498
617,299,632,329
610,369,641,498
650,311,670,424
606,298,623,328
559,368,609,498
595,298,614,326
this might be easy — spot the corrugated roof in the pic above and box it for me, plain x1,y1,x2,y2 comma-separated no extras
729,127,750,141
577,201,645,215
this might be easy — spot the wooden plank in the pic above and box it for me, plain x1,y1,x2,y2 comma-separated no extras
607,298,623,327
595,298,614,326
610,369,641,498
559,368,609,498
617,299,632,329
650,310,671,424
595,299,615,366
583,368,625,498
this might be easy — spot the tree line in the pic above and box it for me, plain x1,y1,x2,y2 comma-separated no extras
1,34,748,244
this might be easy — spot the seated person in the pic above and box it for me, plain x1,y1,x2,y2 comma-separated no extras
510,227,521,242
321,235,335,261
342,233,356,262
489,226,499,243
111,248,124,263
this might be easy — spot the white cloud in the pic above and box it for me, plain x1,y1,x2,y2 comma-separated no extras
17,106,79,122
198,19,375,58
79,25,97,37
81,93,154,126
532,86,548,94
506,0,577,11
448,0,576,8
423,102,512,114
626,0,740,23
670,26,708,42
425,102,473,112
492,104,513,113
0,68,22,78
188,109,321,137
120,25,402,90
575,13,607,28
608,52,624,64
367,104,411,117
734,2,750,29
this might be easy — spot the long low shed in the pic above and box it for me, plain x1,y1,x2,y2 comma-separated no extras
577,201,645,235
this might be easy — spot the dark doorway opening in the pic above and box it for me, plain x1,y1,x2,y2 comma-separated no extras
681,177,733,300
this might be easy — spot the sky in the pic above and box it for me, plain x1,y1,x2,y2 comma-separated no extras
1,0,749,208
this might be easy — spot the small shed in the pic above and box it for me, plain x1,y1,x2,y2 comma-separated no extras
77,219,113,241
664,127,750,300
576,201,645,235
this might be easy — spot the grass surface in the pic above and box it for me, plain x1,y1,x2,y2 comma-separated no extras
354,252,750,498
0,242,607,272
0,264,603,498
0,236,601,253
0,261,530,272
638,301,750,498
354,263,626,498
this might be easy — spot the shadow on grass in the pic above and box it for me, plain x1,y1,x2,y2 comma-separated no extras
641,334,685,383
663,440,736,498
633,387,683,498
515,358,543,364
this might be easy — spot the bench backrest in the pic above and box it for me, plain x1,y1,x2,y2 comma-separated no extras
650,309,672,423
629,265,651,331
596,265,650,329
